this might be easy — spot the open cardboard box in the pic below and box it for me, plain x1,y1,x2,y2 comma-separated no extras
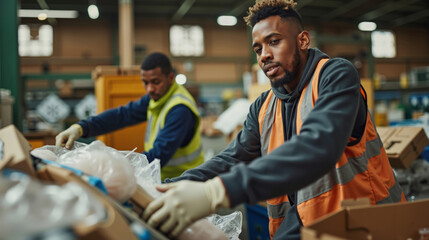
301,198,429,240
0,125,138,240
0,124,36,177
36,163,139,240
129,186,154,218
36,159,168,240
377,126,429,169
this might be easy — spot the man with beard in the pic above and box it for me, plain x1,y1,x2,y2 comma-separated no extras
56,52,204,180
142,1,405,239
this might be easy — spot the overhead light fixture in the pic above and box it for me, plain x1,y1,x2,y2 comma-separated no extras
87,4,99,19
358,21,377,31
37,13,48,21
175,74,187,85
19,9,78,19
217,15,237,26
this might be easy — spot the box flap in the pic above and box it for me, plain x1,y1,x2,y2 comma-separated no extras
302,199,429,240
302,209,349,239
0,124,36,177
340,198,370,208
346,199,429,240
377,126,429,169
131,186,154,209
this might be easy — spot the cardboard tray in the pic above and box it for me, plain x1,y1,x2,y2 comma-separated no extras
301,198,429,240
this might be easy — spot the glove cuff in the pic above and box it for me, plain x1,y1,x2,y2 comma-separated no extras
71,124,83,137
204,177,230,212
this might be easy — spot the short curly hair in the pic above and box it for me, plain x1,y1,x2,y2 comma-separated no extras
244,0,303,28
141,52,172,76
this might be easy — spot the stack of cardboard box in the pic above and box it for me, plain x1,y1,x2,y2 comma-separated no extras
301,126,429,240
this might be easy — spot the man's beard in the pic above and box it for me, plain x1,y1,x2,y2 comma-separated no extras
270,69,295,89
270,46,301,89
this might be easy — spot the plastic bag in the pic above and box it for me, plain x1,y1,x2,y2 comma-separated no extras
120,150,150,171
133,159,239,239
207,211,243,240
0,170,105,239
57,140,137,203
30,142,88,161
178,219,228,240
134,159,163,199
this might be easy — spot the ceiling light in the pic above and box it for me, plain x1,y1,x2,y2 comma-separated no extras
37,13,48,21
19,9,78,19
87,4,99,19
175,74,187,85
358,21,377,31
217,15,237,26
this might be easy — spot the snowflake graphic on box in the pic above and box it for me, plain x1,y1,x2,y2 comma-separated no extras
75,94,97,120
36,94,70,123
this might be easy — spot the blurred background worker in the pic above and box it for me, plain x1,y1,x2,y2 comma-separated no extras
142,1,406,239
56,52,204,179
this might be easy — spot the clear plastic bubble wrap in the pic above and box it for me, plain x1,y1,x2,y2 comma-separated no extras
56,141,137,203
207,211,243,240
0,170,105,239
30,141,243,239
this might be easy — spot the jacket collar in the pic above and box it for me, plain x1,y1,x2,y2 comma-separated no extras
148,82,178,112
271,48,329,101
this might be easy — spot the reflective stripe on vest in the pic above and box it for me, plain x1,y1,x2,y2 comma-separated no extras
145,93,197,142
258,58,405,238
166,145,203,167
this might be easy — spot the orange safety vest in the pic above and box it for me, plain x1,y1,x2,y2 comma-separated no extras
258,58,406,238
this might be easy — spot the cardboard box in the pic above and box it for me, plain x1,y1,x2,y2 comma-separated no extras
301,198,429,240
0,125,165,240
200,115,223,137
377,126,429,169
37,163,169,240
0,124,36,177
129,186,155,218
36,164,139,240
92,65,141,80
248,82,271,102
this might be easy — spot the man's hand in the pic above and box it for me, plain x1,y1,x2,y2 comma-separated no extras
143,177,229,238
55,124,83,149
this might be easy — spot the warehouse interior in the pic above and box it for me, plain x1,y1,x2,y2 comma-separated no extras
1,0,429,239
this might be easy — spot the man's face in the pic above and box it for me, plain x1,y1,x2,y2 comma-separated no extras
252,15,305,91
141,66,174,101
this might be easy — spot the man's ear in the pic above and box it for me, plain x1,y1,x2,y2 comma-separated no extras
168,72,175,84
297,30,310,50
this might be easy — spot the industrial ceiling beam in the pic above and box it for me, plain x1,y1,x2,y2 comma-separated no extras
359,0,420,21
171,0,196,22
322,0,367,20
227,0,254,17
391,8,429,28
36,0,56,24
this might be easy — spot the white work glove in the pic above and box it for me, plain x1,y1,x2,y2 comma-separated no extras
143,177,230,238
55,124,83,150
